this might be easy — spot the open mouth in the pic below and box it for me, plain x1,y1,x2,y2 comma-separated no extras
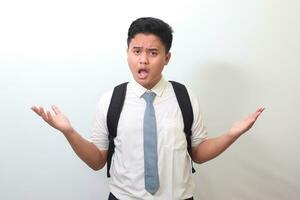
138,68,149,79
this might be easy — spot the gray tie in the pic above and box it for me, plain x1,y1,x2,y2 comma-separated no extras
142,91,159,195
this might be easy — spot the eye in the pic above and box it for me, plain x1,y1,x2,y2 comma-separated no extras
133,49,141,55
150,51,158,56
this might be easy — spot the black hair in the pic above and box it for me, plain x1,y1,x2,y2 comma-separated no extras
127,17,173,53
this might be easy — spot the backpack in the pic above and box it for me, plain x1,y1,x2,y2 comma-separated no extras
106,81,195,177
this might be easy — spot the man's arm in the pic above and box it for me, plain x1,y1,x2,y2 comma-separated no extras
31,105,107,170
192,107,264,164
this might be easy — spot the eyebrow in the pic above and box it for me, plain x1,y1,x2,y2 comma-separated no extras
147,48,158,51
132,46,142,49
132,46,158,51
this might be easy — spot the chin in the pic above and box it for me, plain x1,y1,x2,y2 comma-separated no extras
138,80,149,88
138,80,151,89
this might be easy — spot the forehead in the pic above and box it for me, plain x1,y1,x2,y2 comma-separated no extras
129,33,164,49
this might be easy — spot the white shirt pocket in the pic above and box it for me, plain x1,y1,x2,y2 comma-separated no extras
162,119,187,150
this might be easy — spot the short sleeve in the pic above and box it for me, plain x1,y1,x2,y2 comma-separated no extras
187,88,208,147
88,90,113,150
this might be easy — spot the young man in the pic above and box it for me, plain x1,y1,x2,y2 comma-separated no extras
31,17,264,200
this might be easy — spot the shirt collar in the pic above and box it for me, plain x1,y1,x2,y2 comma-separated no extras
131,77,168,98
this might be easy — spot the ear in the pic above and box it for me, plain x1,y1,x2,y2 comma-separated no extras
164,52,171,65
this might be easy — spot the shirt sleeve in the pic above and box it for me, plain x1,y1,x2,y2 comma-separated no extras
88,90,113,150
187,88,208,147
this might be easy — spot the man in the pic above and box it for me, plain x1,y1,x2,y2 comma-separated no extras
31,17,264,200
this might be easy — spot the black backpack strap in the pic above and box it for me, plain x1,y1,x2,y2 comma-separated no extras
169,81,196,173
106,82,128,177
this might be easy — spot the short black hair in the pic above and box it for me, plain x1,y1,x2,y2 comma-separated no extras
127,17,173,53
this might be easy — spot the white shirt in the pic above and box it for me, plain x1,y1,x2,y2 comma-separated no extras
90,77,207,200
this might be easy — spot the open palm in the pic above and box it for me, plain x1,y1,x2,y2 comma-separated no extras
229,107,265,137
31,105,73,133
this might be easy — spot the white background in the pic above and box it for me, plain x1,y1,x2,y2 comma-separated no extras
0,0,299,199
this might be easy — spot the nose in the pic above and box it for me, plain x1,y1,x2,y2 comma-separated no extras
139,52,149,65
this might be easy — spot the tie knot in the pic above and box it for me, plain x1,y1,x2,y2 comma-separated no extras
142,91,156,104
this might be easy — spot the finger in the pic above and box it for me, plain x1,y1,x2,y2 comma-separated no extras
39,106,45,114
51,105,61,115
256,107,265,115
252,107,265,120
40,107,49,121
31,106,42,116
47,111,53,123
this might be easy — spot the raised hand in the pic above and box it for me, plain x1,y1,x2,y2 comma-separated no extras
228,107,265,138
31,105,73,134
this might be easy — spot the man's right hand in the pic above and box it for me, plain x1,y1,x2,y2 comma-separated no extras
31,105,73,134
32,105,107,170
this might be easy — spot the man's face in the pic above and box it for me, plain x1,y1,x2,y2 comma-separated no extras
127,33,171,90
